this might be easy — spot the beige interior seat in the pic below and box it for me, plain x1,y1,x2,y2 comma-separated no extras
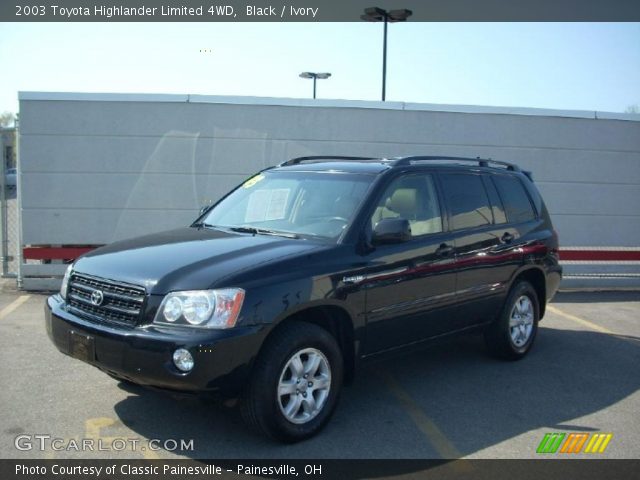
372,187,442,236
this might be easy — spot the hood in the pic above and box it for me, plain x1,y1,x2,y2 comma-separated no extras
73,227,327,294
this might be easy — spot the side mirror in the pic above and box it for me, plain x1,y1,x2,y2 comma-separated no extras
372,218,411,245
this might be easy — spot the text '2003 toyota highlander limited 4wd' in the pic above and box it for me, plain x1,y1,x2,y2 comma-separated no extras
46,156,562,442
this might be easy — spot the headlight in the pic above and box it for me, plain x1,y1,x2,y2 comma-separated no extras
60,265,73,299
154,289,245,329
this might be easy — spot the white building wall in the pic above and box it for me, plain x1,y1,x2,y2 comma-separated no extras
17,92,640,288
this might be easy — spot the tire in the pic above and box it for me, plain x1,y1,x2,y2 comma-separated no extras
241,321,343,442
484,280,540,360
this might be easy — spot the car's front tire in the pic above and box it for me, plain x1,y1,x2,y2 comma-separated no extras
241,321,343,442
484,280,540,360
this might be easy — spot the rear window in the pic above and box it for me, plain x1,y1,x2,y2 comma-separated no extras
492,175,536,223
440,173,493,230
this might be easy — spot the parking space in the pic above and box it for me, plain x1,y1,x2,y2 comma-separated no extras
0,285,638,460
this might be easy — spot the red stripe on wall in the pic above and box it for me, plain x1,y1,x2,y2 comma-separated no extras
21,247,640,262
23,247,97,260
559,250,640,261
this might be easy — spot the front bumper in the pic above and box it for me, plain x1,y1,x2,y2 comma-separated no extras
45,295,267,394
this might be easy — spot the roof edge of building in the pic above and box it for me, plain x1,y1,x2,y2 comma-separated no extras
17,91,640,122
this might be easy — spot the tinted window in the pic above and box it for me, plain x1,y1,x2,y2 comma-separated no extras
371,173,443,236
492,175,536,223
482,176,507,224
441,173,493,230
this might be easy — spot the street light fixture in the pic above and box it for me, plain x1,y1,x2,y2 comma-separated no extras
299,72,332,99
361,7,412,101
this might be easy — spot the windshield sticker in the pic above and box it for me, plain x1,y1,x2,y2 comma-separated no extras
245,190,270,222
242,174,265,189
265,189,290,220
245,189,290,222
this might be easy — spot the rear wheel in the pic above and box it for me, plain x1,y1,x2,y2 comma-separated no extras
241,322,343,442
484,280,540,360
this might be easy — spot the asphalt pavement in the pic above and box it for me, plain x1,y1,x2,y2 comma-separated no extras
0,282,638,460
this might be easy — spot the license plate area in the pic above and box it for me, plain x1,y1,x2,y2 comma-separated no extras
69,330,95,363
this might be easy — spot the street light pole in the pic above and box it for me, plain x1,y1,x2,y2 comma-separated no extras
382,12,387,101
299,72,332,99
361,7,412,102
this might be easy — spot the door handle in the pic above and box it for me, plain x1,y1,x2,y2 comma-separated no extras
435,243,454,257
501,232,515,243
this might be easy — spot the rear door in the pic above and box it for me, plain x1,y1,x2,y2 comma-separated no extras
438,171,516,326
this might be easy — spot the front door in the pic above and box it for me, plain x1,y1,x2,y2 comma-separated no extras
361,172,458,355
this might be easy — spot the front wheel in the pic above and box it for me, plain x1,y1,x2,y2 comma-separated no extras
241,322,343,442
484,280,540,360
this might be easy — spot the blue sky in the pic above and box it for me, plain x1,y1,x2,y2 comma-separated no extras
1,22,639,114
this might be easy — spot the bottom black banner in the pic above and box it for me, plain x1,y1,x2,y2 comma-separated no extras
3,459,640,480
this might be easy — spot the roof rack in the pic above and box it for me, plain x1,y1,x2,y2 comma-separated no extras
279,155,379,167
277,155,522,173
392,156,521,171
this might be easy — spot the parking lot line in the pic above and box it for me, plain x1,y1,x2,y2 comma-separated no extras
380,369,463,459
0,295,31,320
85,417,161,459
547,305,613,334
142,447,162,460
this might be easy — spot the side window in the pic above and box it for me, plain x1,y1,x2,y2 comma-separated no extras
492,175,536,223
440,173,493,230
482,176,507,224
371,174,443,237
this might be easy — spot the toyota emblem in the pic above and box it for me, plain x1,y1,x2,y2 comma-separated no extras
90,290,104,306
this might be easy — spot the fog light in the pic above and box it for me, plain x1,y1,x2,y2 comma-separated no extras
173,348,194,372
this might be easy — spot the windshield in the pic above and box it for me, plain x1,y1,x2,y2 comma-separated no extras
200,171,374,240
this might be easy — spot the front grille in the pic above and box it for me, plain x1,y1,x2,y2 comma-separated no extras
67,273,146,327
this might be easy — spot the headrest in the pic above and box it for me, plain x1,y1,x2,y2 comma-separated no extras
386,188,417,217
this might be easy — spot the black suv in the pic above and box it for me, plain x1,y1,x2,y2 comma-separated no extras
46,156,562,442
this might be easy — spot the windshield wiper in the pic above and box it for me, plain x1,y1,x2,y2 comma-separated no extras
227,226,299,239
193,222,220,229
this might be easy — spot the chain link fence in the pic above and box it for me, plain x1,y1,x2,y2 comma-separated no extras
1,126,20,278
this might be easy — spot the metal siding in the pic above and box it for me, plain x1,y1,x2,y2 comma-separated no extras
17,94,640,287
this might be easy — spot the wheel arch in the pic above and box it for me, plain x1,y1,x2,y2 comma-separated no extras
260,304,357,384
510,267,547,319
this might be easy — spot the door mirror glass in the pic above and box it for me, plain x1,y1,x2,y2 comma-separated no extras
372,218,411,244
